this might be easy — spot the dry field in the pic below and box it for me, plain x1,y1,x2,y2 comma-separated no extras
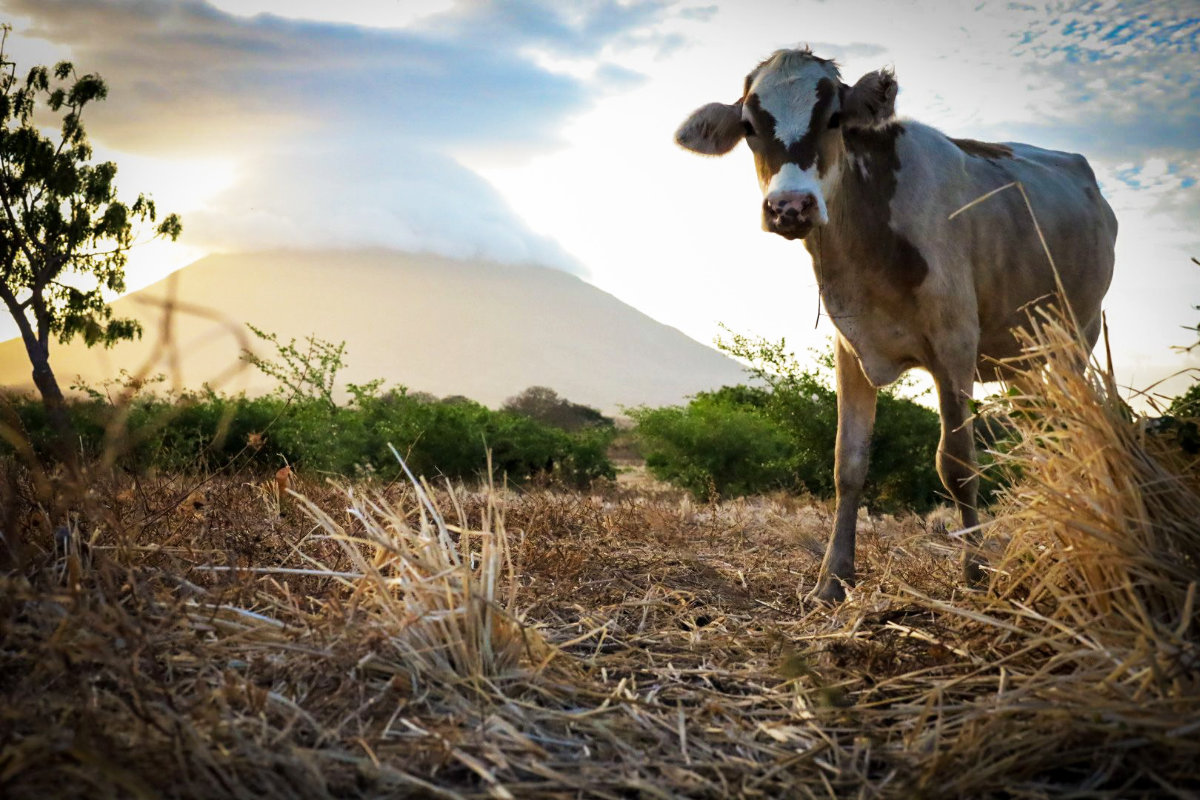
2,318,1199,799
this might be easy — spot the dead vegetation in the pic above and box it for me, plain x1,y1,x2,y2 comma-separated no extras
2,315,1199,799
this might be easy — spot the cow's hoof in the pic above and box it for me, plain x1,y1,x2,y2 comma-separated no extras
808,578,847,605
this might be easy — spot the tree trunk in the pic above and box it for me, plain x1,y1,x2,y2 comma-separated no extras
0,300,81,568
24,336,80,476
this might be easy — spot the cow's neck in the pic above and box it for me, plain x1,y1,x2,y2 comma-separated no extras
804,123,928,308
803,122,932,385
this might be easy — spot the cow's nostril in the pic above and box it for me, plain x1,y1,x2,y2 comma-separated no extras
767,192,818,222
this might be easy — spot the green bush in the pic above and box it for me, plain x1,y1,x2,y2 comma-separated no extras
0,387,614,487
869,393,943,511
1169,382,1200,418
631,393,795,500
0,328,616,488
633,333,945,511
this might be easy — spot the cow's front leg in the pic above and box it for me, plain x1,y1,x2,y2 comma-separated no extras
812,337,877,603
933,370,983,586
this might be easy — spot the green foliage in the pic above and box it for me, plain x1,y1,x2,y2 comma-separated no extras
870,392,943,510
241,324,346,411
634,332,945,510
0,385,615,487
630,392,795,500
1170,382,1200,419
0,28,181,468
1160,255,1200,439
0,30,181,352
0,327,615,488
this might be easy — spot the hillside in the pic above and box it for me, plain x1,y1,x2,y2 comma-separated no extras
0,250,746,411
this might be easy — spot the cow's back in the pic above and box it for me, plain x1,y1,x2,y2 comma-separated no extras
910,128,1117,368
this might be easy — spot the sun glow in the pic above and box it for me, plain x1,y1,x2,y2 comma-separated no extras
97,154,239,292
105,153,239,216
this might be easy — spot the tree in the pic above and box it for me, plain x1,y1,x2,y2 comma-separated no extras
502,385,612,432
0,27,181,469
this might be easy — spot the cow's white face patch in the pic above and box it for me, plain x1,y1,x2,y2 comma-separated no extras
738,50,844,239
765,162,829,225
755,74,826,148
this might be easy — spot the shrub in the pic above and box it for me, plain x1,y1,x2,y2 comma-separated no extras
630,393,795,500
0,329,616,488
633,333,946,511
502,385,614,432
1168,381,1200,418
0,387,615,486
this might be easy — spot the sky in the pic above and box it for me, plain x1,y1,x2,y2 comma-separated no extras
1,0,1198,405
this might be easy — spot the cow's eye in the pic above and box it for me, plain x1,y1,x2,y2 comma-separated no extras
828,112,841,129
741,120,756,137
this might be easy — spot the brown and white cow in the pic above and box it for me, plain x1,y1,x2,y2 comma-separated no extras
675,48,1117,602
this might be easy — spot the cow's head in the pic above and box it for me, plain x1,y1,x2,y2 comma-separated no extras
675,48,897,240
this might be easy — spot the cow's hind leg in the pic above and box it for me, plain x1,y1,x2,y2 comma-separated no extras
933,367,984,586
812,337,878,603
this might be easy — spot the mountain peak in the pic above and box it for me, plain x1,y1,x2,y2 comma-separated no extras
0,249,745,412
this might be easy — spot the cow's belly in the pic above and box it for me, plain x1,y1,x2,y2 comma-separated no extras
834,315,924,387
977,323,1024,361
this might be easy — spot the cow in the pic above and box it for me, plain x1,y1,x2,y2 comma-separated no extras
674,48,1117,602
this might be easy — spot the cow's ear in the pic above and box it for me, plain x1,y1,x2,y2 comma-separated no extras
675,100,744,156
841,68,897,129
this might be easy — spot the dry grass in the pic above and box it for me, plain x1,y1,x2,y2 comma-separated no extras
2,316,1199,798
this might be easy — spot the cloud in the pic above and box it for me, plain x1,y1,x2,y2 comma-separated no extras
1007,2,1200,156
804,41,888,62
417,0,676,58
9,0,661,153
185,137,584,270
678,5,717,23
3,0,676,268
855,0,1200,240
952,1,1200,249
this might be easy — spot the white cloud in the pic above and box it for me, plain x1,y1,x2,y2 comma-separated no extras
1,0,677,267
184,139,583,270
